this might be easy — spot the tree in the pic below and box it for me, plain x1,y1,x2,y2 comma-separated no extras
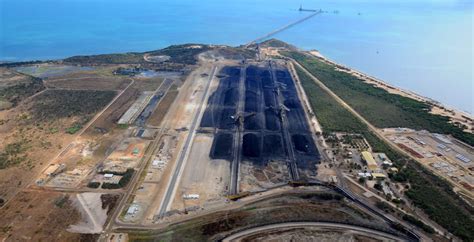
374,183,383,191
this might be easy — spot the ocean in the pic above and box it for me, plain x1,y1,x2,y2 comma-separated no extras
1,0,472,113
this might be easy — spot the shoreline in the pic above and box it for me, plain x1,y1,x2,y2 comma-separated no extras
308,50,473,134
2,46,472,133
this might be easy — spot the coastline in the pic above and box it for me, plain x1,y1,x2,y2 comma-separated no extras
2,46,472,134
308,50,473,134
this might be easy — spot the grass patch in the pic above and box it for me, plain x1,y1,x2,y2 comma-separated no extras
87,182,100,189
294,64,474,241
65,123,82,134
0,76,44,108
64,44,212,65
146,44,211,65
0,139,30,169
117,123,129,129
284,51,474,146
64,53,145,65
29,90,115,124
402,214,435,234
53,195,69,208
295,67,367,134
259,38,296,49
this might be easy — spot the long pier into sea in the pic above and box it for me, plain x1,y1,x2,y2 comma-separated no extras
247,10,322,46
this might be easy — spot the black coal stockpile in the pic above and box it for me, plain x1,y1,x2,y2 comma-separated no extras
200,66,240,129
210,132,233,159
242,133,261,158
263,134,285,157
200,65,320,177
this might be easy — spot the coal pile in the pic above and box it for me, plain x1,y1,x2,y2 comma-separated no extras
242,133,261,158
200,66,240,129
200,64,320,179
210,132,233,159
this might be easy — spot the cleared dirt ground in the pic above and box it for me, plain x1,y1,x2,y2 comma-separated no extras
0,98,84,200
171,134,230,210
239,160,289,192
0,191,81,241
0,67,138,221
121,63,216,224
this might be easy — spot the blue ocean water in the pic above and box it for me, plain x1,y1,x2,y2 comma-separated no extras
0,0,472,113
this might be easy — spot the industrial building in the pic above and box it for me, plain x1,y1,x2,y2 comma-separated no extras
361,151,378,171
371,173,387,180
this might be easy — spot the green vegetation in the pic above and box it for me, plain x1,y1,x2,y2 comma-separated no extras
64,44,212,65
117,123,129,129
210,46,256,60
48,127,59,134
0,76,44,108
101,168,134,189
64,53,145,65
87,182,100,189
403,166,474,240
65,123,83,134
402,214,435,234
294,64,474,241
373,183,383,191
259,38,296,49
53,195,69,208
98,169,130,175
0,60,48,68
146,44,211,65
30,90,115,124
285,51,474,146
375,201,393,213
0,139,30,169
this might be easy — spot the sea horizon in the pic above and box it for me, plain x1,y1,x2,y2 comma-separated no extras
1,0,472,113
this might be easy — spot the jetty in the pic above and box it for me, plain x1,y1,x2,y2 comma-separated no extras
247,9,322,46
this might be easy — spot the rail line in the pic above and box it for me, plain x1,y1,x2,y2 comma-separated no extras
269,61,300,181
111,180,422,241
222,222,407,241
156,65,217,217
229,65,247,195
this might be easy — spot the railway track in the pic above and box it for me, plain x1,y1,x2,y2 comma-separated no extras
156,65,217,217
229,65,247,195
269,61,300,181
